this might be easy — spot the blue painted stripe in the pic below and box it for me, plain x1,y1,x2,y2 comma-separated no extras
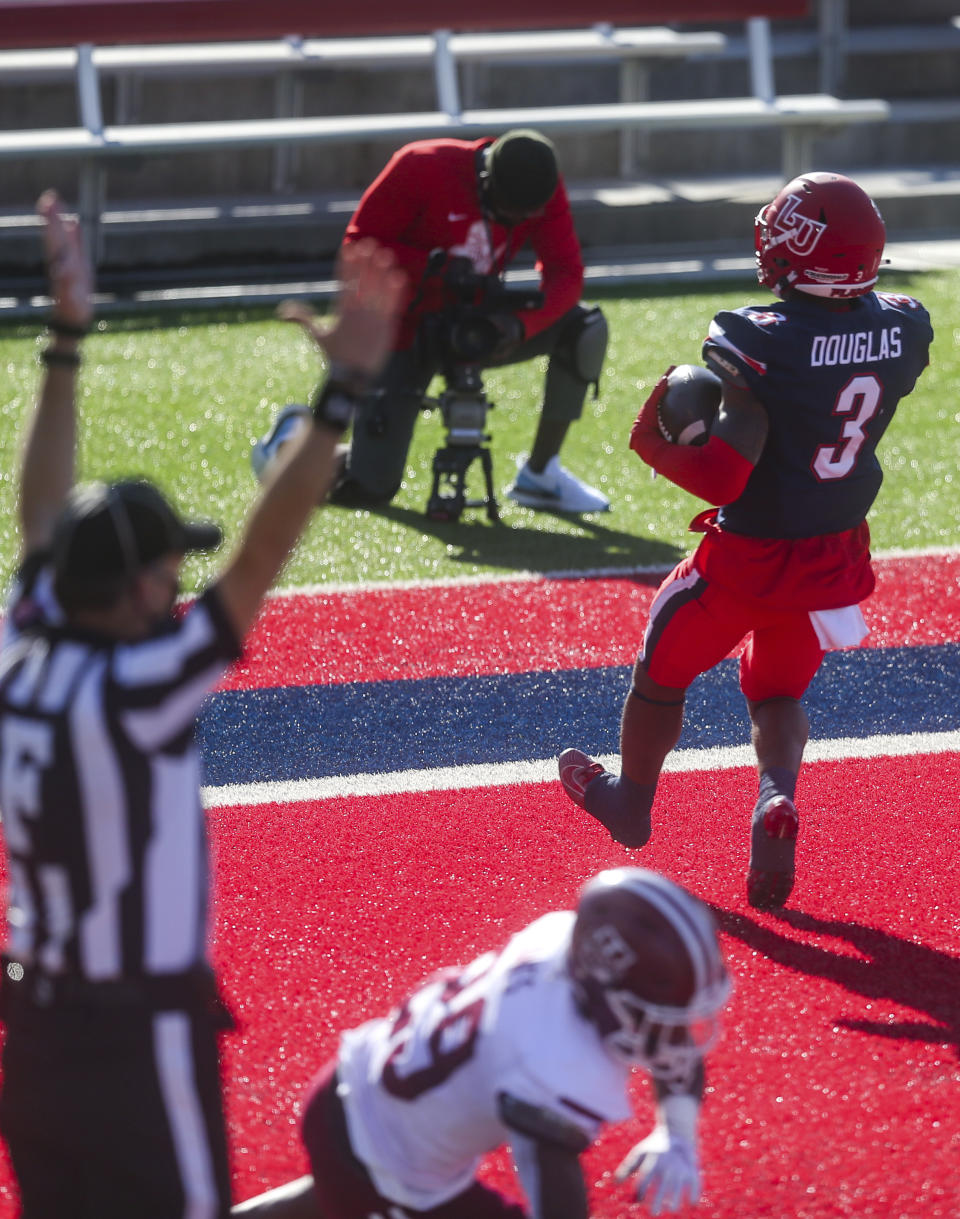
196,644,960,786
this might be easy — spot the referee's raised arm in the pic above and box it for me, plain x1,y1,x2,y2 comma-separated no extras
214,239,406,637
18,191,94,557
19,198,405,632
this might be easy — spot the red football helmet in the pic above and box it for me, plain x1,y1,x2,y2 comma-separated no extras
568,868,730,1089
754,171,886,300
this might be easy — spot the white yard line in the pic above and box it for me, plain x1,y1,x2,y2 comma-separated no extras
202,728,960,809
261,545,960,601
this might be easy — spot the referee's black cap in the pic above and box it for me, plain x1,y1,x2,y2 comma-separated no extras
52,479,222,593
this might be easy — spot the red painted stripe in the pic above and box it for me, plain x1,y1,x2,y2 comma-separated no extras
220,553,960,691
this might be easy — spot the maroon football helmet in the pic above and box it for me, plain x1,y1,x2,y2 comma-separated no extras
569,869,730,1089
754,171,886,300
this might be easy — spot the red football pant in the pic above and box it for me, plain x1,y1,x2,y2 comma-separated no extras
641,555,826,701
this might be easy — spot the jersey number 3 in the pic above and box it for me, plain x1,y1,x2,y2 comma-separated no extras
812,374,882,482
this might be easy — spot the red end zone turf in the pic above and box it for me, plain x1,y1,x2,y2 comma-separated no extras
223,553,960,690
0,729,955,1215
199,750,960,1219
0,551,957,1216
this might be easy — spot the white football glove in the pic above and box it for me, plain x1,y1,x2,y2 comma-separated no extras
615,1128,701,1215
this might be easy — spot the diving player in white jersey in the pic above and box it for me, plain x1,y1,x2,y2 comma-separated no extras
233,868,731,1219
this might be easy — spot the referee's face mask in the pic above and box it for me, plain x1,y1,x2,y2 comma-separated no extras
51,480,222,631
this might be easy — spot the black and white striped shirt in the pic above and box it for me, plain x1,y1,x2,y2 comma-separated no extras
0,555,241,981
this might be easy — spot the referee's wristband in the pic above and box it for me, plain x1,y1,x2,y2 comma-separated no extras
311,365,372,435
311,379,359,435
41,346,82,369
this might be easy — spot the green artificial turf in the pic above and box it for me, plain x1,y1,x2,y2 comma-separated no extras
1,270,957,593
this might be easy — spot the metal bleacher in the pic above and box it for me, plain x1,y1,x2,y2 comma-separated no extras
1,0,959,312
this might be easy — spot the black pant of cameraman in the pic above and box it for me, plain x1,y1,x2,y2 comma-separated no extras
331,303,606,505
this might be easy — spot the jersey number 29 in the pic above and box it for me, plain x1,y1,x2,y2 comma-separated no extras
381,970,487,1101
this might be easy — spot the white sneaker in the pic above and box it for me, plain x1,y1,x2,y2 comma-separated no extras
251,404,311,481
506,455,610,513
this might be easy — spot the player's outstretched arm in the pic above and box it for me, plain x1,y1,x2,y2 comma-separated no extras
18,191,94,557
629,368,765,506
501,1093,592,1219
511,1133,589,1219
615,1065,705,1216
215,239,405,637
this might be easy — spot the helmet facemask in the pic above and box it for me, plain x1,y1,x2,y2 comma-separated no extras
602,987,727,1090
570,868,731,1091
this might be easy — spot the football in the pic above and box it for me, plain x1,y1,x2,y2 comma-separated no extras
657,364,722,446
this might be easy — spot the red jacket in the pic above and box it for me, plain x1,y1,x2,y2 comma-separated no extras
342,137,585,350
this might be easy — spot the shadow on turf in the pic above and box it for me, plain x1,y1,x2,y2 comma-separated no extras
355,503,683,575
710,904,960,1056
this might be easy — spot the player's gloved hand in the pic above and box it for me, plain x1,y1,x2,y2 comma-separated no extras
629,366,675,463
486,312,525,362
615,1128,701,1215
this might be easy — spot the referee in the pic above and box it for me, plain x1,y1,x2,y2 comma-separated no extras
0,193,405,1218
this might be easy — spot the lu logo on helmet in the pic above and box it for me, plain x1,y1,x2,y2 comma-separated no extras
772,194,827,256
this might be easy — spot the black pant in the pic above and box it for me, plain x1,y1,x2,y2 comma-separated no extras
0,990,231,1218
335,304,596,503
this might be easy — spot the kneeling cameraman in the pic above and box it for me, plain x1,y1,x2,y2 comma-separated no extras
256,129,610,515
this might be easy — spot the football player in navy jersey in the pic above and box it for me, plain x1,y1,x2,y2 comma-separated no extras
559,171,933,910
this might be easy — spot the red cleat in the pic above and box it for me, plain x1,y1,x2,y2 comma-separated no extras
747,796,799,910
558,748,607,808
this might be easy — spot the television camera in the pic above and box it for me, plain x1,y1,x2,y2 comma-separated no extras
422,255,543,523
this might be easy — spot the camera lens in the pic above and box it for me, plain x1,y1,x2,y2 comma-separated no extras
449,315,500,363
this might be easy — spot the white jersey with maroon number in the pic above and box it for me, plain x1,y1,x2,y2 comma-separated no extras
337,911,633,1210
